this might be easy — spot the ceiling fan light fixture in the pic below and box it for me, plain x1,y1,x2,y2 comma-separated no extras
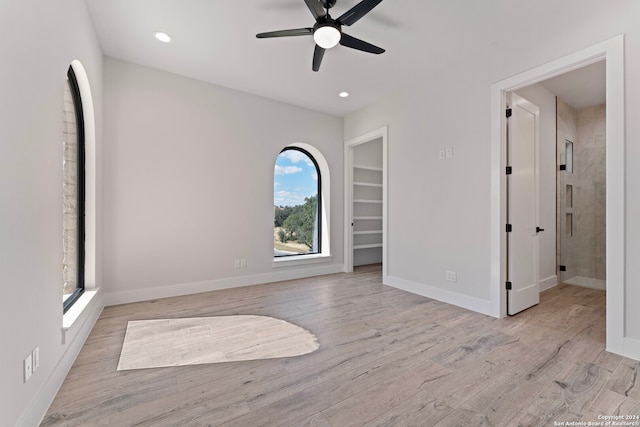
313,25,341,49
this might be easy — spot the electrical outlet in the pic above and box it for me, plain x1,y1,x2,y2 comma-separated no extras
446,270,457,282
32,347,39,372
445,147,453,158
240,258,246,268
439,149,445,160
24,353,33,382
234,259,240,268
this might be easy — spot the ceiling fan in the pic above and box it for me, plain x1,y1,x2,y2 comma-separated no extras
256,0,385,72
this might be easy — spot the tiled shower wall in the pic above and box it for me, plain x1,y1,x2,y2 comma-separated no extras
557,98,606,283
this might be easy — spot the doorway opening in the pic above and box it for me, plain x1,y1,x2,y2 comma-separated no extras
505,60,607,315
344,126,388,279
490,35,625,355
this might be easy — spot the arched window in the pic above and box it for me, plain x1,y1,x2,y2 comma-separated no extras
63,65,86,312
274,147,321,257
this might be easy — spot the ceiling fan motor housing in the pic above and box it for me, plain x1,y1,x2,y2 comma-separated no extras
320,0,337,9
313,18,341,34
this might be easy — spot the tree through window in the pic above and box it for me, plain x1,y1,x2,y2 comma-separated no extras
274,147,321,257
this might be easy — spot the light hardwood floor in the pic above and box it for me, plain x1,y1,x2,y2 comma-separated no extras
42,265,640,426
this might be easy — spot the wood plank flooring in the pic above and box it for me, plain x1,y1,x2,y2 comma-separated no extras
42,265,640,426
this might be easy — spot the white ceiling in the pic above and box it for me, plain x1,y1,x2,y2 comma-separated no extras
85,0,607,117
86,0,412,117
539,60,606,110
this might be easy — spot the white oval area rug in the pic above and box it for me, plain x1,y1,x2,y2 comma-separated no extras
117,315,319,371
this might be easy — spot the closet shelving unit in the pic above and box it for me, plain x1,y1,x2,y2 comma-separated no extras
353,164,383,252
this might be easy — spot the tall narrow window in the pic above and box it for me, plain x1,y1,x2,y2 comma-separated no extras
63,66,86,312
274,147,321,257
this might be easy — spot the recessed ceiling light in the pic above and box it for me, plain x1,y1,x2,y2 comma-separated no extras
339,91,349,98
154,32,172,43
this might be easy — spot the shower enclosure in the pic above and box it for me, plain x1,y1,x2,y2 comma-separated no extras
556,99,606,289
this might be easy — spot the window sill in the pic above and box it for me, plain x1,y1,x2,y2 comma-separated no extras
273,254,332,268
63,289,99,331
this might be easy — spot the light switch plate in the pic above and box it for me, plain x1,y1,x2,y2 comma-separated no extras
32,347,40,371
24,353,33,382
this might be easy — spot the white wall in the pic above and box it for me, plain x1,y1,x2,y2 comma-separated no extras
0,0,103,425
345,0,640,348
102,58,344,304
346,87,494,313
515,84,558,291
354,137,383,169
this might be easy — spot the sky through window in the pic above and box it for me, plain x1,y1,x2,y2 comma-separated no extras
274,149,318,207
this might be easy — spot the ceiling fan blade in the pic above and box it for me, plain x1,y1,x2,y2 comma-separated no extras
312,45,326,72
337,0,383,26
256,28,313,38
339,33,385,54
304,0,326,20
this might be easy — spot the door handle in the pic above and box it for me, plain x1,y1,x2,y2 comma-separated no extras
536,227,545,233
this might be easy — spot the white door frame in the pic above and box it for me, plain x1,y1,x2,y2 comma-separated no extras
490,35,632,357
344,126,388,280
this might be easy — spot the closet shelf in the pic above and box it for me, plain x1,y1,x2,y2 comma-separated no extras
354,199,383,204
353,181,383,188
353,216,383,220
353,164,383,172
354,243,383,249
353,230,383,235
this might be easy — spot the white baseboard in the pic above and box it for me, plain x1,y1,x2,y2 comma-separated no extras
104,264,345,306
21,291,104,427
608,335,640,362
564,275,606,291
539,275,558,292
385,275,495,317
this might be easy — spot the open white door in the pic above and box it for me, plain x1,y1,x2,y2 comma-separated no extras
507,93,540,315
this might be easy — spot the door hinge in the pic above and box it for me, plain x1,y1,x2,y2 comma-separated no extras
506,166,512,175
506,281,512,290
559,265,566,271
506,108,512,118
506,224,512,233
559,164,567,171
